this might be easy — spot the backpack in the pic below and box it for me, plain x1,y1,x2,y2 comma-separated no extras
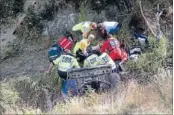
57,34,75,50
48,44,63,62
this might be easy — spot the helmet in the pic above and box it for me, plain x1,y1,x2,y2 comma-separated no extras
87,34,95,42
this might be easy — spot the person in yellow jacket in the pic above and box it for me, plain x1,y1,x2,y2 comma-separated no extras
99,52,118,73
46,50,80,98
73,34,95,62
72,21,97,39
83,53,102,67
83,47,102,67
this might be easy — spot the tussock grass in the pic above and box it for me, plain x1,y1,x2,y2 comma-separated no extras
50,69,172,114
0,0,172,114
0,69,172,114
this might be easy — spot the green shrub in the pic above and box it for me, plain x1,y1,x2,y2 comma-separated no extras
0,83,19,105
16,7,43,41
125,35,167,83
40,0,58,21
0,0,25,24
79,2,87,22
25,7,43,32
1,41,20,60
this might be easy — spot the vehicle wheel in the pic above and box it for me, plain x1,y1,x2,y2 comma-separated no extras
104,73,121,90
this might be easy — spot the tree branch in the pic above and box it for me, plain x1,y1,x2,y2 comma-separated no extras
156,4,163,40
139,0,156,37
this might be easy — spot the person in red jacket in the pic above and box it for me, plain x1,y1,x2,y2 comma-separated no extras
100,35,128,66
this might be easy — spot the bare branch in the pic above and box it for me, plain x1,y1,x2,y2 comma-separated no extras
139,0,156,37
156,4,163,40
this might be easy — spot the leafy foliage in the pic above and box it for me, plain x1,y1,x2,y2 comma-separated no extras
0,0,25,24
15,7,44,41
125,35,167,83
1,41,20,60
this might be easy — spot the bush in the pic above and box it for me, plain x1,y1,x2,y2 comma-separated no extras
125,35,167,83
1,41,20,60
0,68,61,113
16,7,44,41
40,0,58,21
0,0,25,24
25,7,43,32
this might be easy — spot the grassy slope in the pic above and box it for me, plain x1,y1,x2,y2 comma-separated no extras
0,0,173,114
0,69,172,114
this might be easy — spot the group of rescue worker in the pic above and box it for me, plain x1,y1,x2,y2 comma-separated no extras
46,21,146,99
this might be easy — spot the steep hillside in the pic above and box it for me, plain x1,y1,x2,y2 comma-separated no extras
0,0,173,114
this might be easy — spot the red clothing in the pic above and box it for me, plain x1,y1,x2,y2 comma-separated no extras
109,48,128,62
100,38,127,62
58,36,74,50
100,38,120,53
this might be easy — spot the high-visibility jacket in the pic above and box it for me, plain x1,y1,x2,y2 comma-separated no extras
83,54,102,67
53,54,80,72
73,39,89,55
99,53,116,70
72,21,91,33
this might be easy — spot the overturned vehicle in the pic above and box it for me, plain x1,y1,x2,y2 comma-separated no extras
67,65,121,96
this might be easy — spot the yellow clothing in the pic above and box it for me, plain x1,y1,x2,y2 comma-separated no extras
53,54,80,72
73,42,80,56
99,53,116,70
83,54,102,67
73,39,89,55
80,39,89,53
72,21,91,33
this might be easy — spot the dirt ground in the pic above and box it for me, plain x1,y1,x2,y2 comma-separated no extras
0,42,49,79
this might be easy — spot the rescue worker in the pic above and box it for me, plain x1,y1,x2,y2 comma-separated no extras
82,48,102,93
73,34,95,63
98,21,121,36
72,21,97,39
100,35,128,70
48,43,63,62
99,52,118,73
83,47,118,72
83,48,101,67
83,48,120,92
46,50,80,99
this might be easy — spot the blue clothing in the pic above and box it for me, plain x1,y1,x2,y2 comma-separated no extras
61,79,78,96
48,44,63,62
112,67,119,73
108,24,121,35
134,32,148,44
61,80,68,95
103,22,120,35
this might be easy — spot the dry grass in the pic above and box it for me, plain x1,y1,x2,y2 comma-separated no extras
49,69,172,114
1,69,172,114
2,68,171,114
